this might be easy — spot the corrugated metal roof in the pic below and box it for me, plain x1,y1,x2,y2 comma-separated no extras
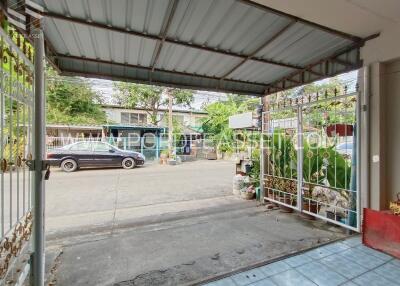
30,0,364,95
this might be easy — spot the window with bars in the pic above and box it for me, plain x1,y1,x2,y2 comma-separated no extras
121,112,148,125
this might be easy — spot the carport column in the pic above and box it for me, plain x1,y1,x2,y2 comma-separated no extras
260,95,269,201
32,27,46,286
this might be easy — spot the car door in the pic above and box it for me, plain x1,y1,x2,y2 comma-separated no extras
92,142,122,166
68,142,94,166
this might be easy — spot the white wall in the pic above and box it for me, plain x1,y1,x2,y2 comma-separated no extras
102,107,206,127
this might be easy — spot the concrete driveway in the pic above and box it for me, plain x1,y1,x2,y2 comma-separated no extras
45,160,346,286
46,160,233,236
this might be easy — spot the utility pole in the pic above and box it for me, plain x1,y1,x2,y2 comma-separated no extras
168,89,173,158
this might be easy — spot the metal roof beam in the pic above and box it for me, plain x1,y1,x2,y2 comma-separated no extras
219,20,296,81
55,54,268,88
264,44,365,95
239,0,362,43
150,0,179,74
43,12,303,70
60,69,264,96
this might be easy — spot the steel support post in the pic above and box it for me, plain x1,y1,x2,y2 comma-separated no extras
32,27,45,286
356,90,362,231
296,106,303,211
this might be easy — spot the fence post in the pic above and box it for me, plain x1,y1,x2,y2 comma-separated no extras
296,105,303,212
32,27,46,286
156,133,160,159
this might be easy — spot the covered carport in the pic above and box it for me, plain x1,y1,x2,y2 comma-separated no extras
1,0,396,285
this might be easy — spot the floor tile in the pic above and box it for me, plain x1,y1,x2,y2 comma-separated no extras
389,259,400,268
373,262,400,284
341,236,361,247
297,261,347,286
355,245,393,261
270,269,316,286
231,268,267,286
340,282,358,286
283,253,313,268
248,278,277,286
305,247,334,260
339,248,386,269
352,271,398,286
259,261,292,277
320,253,368,279
205,277,237,286
320,242,350,254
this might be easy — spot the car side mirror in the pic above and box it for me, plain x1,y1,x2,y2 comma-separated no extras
109,149,115,153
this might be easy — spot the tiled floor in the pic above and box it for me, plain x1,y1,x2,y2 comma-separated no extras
203,236,400,286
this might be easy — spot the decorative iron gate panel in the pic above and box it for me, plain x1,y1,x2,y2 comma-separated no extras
262,90,360,232
0,25,34,284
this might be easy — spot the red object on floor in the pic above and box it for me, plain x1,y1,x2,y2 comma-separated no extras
362,208,400,259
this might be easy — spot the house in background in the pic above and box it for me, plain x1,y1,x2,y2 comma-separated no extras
102,105,207,131
46,106,208,160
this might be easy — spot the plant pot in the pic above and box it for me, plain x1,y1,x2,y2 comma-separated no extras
241,191,255,200
278,196,293,213
301,200,321,220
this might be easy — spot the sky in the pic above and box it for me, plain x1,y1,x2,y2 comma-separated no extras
90,70,358,110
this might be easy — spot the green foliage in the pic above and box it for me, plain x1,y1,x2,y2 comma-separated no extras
325,147,351,190
46,68,107,124
302,141,326,185
202,95,259,153
249,148,261,187
113,83,194,125
303,141,351,190
268,130,297,178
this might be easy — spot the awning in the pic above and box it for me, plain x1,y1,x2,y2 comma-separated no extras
30,0,374,96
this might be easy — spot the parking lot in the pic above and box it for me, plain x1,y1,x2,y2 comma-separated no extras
45,160,346,286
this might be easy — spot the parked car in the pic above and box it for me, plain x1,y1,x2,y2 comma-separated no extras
335,141,353,158
47,141,145,172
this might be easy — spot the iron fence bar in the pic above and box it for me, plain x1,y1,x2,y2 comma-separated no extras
22,72,26,214
16,53,20,222
0,35,4,237
9,51,13,230
27,96,31,210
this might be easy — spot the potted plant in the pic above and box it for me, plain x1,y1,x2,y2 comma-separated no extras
241,185,256,200
159,150,169,165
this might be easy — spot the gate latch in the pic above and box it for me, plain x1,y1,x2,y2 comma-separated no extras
25,159,51,180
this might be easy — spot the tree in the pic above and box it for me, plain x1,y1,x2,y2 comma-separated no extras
112,82,194,125
46,68,107,125
202,95,259,153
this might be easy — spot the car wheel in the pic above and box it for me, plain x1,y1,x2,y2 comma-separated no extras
122,158,136,169
61,159,78,172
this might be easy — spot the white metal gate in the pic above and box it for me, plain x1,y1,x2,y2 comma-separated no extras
0,25,34,285
261,89,360,232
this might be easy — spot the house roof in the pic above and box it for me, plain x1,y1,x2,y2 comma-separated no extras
30,0,374,96
104,124,166,131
